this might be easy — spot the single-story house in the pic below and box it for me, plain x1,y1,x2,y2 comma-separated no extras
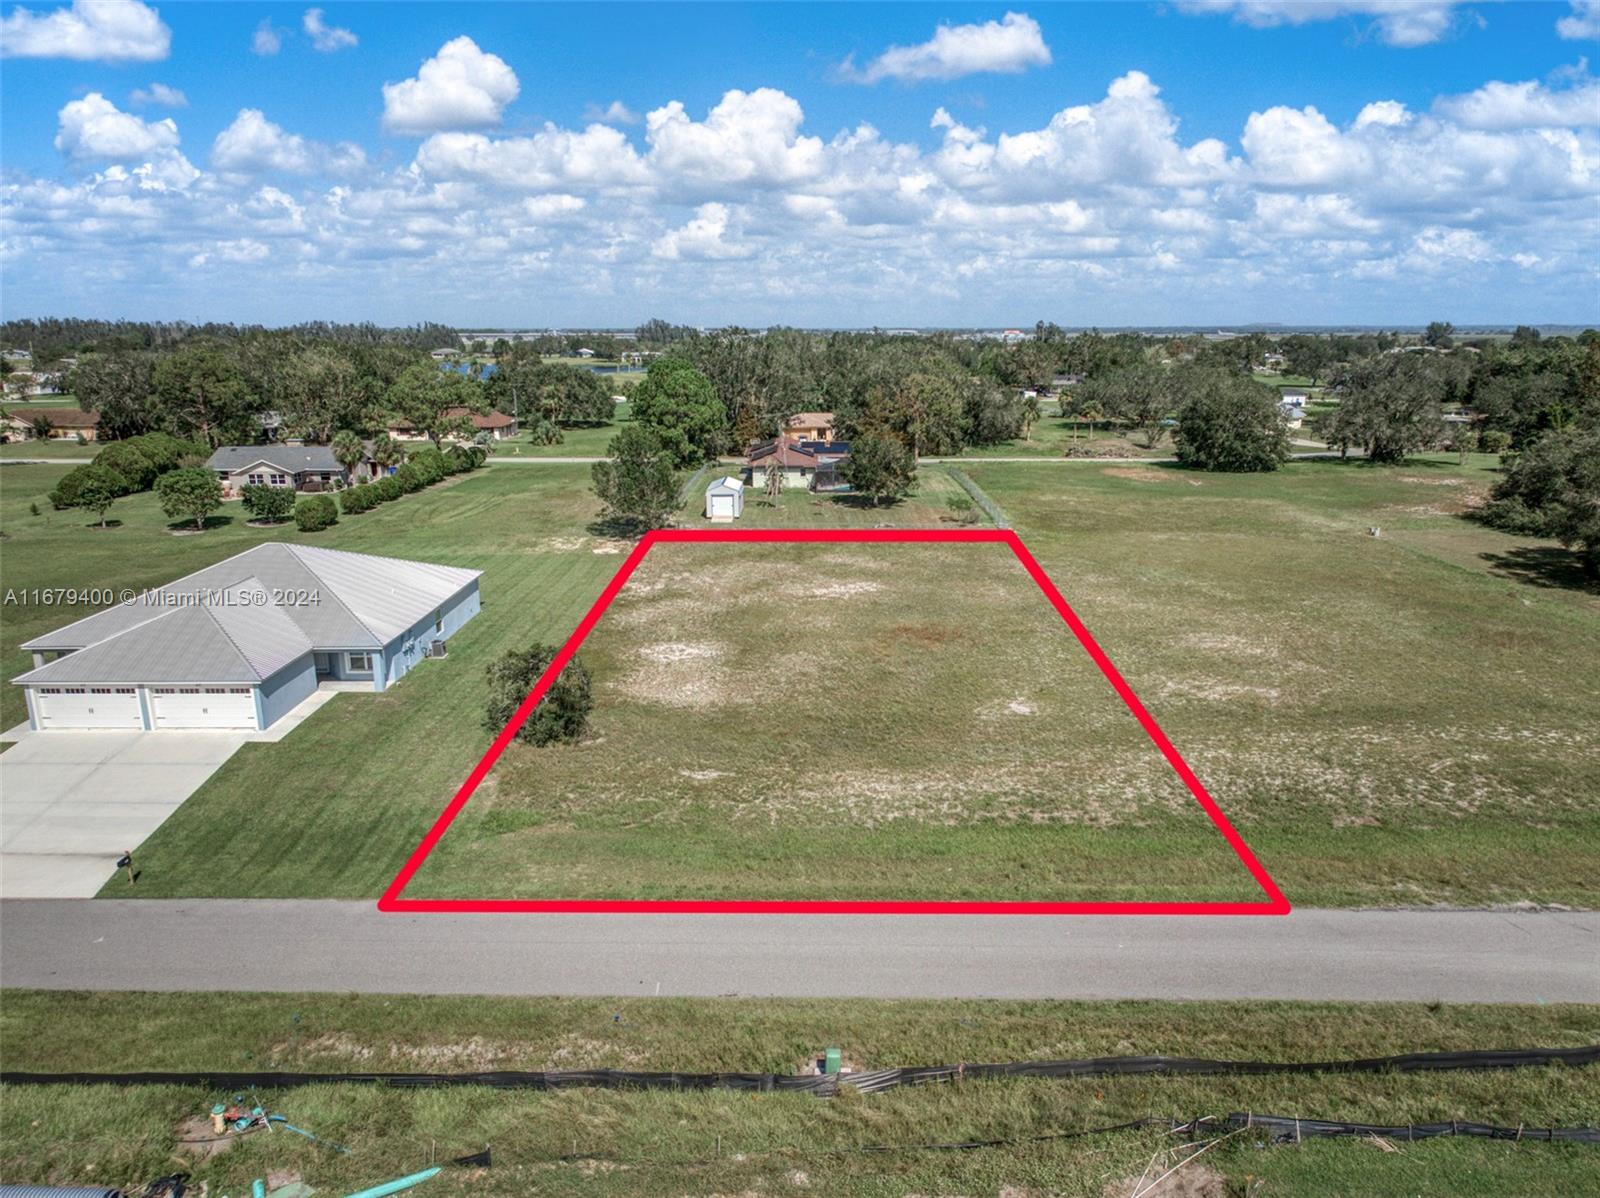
575,348,596,358
1280,387,1311,406
783,411,835,442
13,543,482,732
705,476,744,522
1281,405,1306,430
746,439,821,488
386,408,519,442
1,407,101,441
208,444,377,495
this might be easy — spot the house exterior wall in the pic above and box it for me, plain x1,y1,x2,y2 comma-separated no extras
258,654,317,729
380,580,481,690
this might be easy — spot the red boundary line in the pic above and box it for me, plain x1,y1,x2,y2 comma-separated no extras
379,529,1290,916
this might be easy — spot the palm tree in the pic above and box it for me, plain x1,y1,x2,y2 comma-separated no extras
370,432,405,476
330,429,365,480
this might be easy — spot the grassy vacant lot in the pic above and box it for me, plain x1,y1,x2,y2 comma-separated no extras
965,454,1600,908
3,448,1594,906
2,992,1596,1196
488,401,633,458
408,533,1254,903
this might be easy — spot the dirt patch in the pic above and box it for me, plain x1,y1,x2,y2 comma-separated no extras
1103,1162,1225,1197
680,768,730,781
592,539,631,555
889,621,961,648
1103,467,1173,483
175,1114,237,1161
979,696,1039,719
1398,475,1467,486
790,580,882,599
1159,680,1282,705
639,641,723,664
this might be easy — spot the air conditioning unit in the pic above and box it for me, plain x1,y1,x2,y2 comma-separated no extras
427,639,448,659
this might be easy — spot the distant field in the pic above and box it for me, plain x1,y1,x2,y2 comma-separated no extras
2,990,1596,1197
490,402,631,457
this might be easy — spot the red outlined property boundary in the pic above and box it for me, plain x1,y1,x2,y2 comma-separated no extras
379,528,1291,916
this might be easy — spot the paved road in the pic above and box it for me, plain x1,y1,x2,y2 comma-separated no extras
1,902,1594,1002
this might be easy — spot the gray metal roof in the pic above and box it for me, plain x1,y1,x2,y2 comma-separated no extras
13,578,314,686
208,445,344,473
17,544,482,675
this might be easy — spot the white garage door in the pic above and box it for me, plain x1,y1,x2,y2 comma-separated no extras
710,495,734,518
149,686,258,729
32,686,143,730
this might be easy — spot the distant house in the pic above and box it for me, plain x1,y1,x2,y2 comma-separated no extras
746,438,851,491
1281,406,1306,430
429,348,456,360
575,347,596,358
783,411,835,442
746,439,821,488
704,476,745,522
1,407,101,442
208,443,377,495
387,408,519,442
1279,387,1311,406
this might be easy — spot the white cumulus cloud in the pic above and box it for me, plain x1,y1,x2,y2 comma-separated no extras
382,36,519,134
1558,1,1600,40
842,11,1051,83
1434,73,1600,129
652,202,753,259
647,88,825,188
55,91,179,159
211,108,366,176
1,0,169,61
1176,1,1463,48
303,7,356,52
130,82,187,108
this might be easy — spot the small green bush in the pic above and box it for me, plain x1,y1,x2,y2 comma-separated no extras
375,474,403,502
340,484,376,515
241,483,296,523
395,463,423,493
92,442,157,490
294,494,339,532
49,462,135,509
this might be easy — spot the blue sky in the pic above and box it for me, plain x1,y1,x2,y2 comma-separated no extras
2,1,1597,327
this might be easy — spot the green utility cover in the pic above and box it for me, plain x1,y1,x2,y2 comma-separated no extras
824,1048,842,1075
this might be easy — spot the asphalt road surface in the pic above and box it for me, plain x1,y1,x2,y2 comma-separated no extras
1,902,1594,1002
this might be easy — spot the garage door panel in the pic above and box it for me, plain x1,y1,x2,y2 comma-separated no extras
32,688,143,730
149,687,257,729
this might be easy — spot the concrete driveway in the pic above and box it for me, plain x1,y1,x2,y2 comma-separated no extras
0,731,246,896
0,688,348,897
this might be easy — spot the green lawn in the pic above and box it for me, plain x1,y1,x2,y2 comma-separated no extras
957,416,1172,459
489,402,631,458
2,991,1596,1197
0,438,96,459
4,450,1594,907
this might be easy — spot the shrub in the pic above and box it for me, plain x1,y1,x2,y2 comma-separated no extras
50,463,133,509
375,475,403,502
485,644,592,746
70,465,129,528
240,483,296,523
408,447,449,486
294,494,339,532
529,417,564,446
395,463,424,493
340,484,376,515
93,442,157,490
1481,429,1512,455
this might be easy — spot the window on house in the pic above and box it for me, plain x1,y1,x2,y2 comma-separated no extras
270,473,289,487
247,473,265,486
347,652,372,672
